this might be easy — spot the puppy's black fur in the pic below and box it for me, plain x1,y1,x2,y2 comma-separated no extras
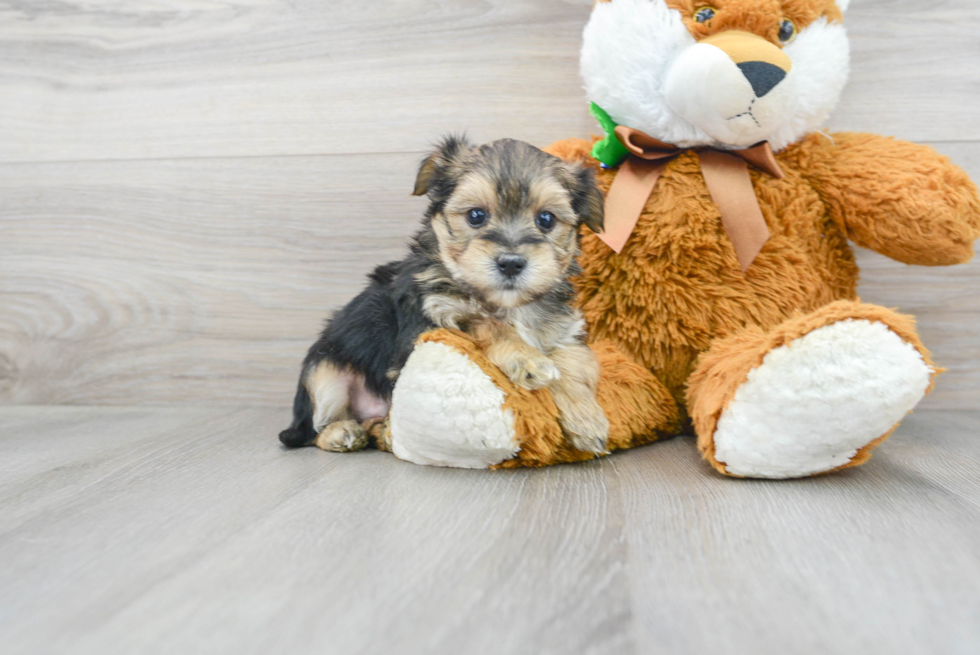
278,244,438,448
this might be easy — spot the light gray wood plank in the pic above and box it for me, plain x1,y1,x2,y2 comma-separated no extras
614,412,980,655
0,0,597,163
0,405,219,499
2,143,977,409
827,2,980,140
1,406,978,654
0,153,426,407
0,0,978,164
0,406,632,655
0,407,340,654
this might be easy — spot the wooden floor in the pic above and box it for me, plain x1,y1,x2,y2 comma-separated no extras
1,406,978,655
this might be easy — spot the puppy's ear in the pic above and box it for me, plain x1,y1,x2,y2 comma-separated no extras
564,164,605,234
413,134,471,197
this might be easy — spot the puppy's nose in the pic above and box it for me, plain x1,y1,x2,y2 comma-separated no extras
737,61,787,98
496,254,527,279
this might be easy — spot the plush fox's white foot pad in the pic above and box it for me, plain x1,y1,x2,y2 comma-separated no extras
713,319,932,479
389,342,519,469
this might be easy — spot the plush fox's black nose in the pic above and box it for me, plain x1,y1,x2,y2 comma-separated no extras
737,61,787,98
496,254,527,279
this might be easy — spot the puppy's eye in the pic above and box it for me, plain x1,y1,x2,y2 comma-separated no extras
465,208,488,228
694,7,716,23
536,211,557,232
778,19,797,44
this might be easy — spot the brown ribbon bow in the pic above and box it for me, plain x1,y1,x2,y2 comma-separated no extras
599,126,785,272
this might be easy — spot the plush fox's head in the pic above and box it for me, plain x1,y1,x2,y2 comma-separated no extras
583,0,851,151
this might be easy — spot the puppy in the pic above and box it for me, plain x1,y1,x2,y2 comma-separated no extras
279,136,610,455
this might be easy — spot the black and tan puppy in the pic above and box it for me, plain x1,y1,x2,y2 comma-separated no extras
279,136,609,455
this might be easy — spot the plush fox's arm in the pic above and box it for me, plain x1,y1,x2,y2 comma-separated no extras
793,132,980,266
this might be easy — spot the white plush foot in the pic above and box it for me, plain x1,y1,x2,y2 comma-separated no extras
713,319,933,479
389,342,520,469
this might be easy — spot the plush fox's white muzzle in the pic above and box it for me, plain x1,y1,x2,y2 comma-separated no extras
665,30,796,147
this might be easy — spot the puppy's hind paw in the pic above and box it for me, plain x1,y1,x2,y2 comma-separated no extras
315,420,369,453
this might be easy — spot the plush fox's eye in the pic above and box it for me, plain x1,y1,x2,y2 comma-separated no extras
466,208,488,228
778,19,797,43
694,7,716,23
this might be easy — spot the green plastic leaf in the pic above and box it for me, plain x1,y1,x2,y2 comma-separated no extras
589,103,631,168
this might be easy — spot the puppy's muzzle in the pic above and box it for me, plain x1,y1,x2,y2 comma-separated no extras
495,254,527,279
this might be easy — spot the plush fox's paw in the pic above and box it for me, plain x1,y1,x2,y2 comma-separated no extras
314,420,369,453
390,340,520,469
690,303,936,479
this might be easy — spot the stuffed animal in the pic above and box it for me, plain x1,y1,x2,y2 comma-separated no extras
380,0,980,477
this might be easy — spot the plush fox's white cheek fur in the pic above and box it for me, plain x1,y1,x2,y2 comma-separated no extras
768,18,850,151
581,0,851,152
582,0,705,148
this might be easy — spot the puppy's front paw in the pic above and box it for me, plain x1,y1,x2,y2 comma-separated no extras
499,353,561,391
560,405,610,455
315,420,369,453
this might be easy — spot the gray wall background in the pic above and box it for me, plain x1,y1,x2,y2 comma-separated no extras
1,0,977,409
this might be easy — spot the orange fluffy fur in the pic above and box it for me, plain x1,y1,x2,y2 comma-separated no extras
596,0,844,42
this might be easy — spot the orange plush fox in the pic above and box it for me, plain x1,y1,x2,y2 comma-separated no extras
382,0,980,478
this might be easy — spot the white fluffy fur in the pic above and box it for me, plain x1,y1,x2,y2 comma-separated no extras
390,341,519,469
713,320,932,479
767,17,850,151
837,0,851,12
582,0,703,147
581,0,850,152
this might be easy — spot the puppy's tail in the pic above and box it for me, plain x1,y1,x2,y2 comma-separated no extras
279,380,317,448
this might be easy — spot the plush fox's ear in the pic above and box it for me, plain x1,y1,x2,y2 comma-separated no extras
563,164,605,235
413,134,471,197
